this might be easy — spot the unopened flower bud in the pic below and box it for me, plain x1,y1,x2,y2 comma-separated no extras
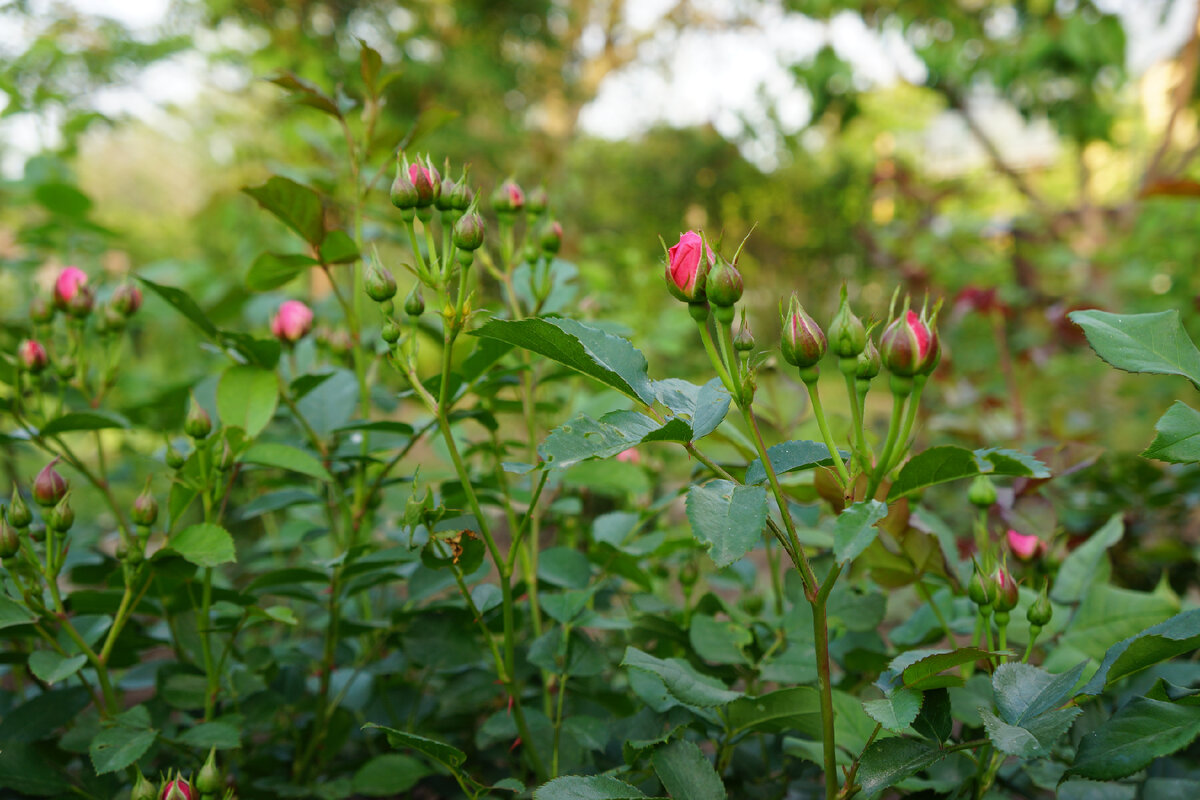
132,483,158,527
993,567,1019,613
18,339,49,374
1027,587,1053,628
740,370,757,405
161,777,195,800
706,253,743,311
165,440,186,470
855,339,881,379
407,156,440,209
828,287,867,358
390,162,418,210
968,475,996,509
0,515,19,559
538,219,563,254
129,770,156,800
102,301,127,332
880,309,935,378
53,267,88,310
449,175,473,211
56,356,76,380
492,178,524,213
33,459,68,507
270,300,314,344
404,284,425,317
526,185,548,215
665,231,710,303
381,319,402,344
185,397,213,440
8,487,32,529
111,284,143,317
217,439,235,472
196,748,221,794
48,493,74,533
734,311,755,352
29,294,55,324
967,566,996,608
435,167,458,212
779,293,826,370
453,210,486,251
65,285,95,318
365,262,398,303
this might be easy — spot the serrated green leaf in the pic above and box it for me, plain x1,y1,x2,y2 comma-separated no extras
0,595,37,630
685,480,768,568
1069,309,1200,387
246,252,316,291
27,651,87,685
320,229,359,263
137,276,219,339
353,753,430,797
621,646,741,707
241,442,331,481
533,775,658,800
727,687,822,735
1068,697,1200,780
1081,608,1200,695
834,500,888,565
89,707,156,775
745,439,841,484
878,648,993,692
652,739,726,800
888,446,1049,500
689,613,753,666
856,737,945,796
217,365,278,438
242,175,325,245
471,317,656,404
864,688,922,732
539,411,669,468
1142,401,1200,464
980,706,1080,758
39,411,130,436
364,724,467,769
169,523,236,567
993,661,1085,724
912,688,952,743
1053,514,1124,604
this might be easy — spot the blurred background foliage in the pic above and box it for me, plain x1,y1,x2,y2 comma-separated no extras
3,0,1200,561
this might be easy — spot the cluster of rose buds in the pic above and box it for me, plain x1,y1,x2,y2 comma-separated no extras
130,757,228,800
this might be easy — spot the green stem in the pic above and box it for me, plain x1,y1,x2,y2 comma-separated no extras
865,380,910,500
813,561,843,800
695,317,738,397
802,374,852,488
841,362,869,475
884,376,926,474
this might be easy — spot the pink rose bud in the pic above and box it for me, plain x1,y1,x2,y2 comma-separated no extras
32,458,68,507
18,339,48,374
271,300,314,344
408,156,440,208
53,267,88,310
779,292,827,371
161,778,195,800
453,209,486,251
110,284,143,317
65,285,95,318
880,309,934,377
993,566,1019,613
526,185,548,214
665,231,710,303
615,448,641,465
390,162,418,210
538,219,563,254
132,481,159,527
0,515,19,559
1006,529,1043,562
492,178,524,213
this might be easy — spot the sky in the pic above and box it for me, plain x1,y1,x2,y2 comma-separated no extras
0,0,1196,175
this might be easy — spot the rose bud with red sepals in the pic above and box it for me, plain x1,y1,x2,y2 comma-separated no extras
271,300,314,344
110,283,143,317
48,493,74,533
855,339,881,380
185,397,213,440
1007,528,1044,563
779,293,827,372
365,261,398,303
404,284,425,317
492,178,525,214
161,777,195,800
526,184,548,215
8,487,32,529
665,231,710,304
705,252,743,318
29,294,55,324
132,483,159,527
33,459,68,507
968,475,996,509
453,208,486,252
53,266,89,310
539,219,563,254
880,309,934,378
18,339,48,374
828,286,867,359
0,514,19,559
